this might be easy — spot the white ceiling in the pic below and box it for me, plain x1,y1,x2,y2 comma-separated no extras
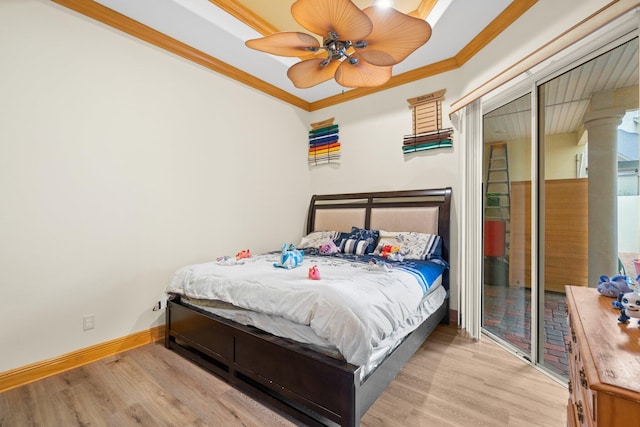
87,0,517,106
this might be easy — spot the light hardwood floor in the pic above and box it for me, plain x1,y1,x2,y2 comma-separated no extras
0,325,568,426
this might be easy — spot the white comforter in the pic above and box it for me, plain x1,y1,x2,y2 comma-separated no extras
166,253,441,365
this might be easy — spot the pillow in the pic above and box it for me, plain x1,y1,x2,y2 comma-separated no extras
373,230,442,260
339,238,372,255
298,231,340,249
336,227,379,255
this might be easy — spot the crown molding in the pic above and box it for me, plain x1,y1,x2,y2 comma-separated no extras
51,0,312,111
209,0,279,35
51,0,537,112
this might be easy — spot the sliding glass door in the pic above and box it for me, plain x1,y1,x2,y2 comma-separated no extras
482,36,639,378
482,94,532,359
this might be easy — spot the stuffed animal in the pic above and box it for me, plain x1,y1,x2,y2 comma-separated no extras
273,244,304,269
308,265,321,280
612,292,640,324
380,244,405,261
368,259,391,272
319,240,339,255
387,252,405,262
236,249,251,259
380,244,397,258
597,274,633,297
216,256,242,266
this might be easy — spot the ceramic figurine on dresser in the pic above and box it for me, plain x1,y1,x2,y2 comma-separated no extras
611,275,640,324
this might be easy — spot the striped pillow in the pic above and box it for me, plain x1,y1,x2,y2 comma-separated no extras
337,227,380,255
339,238,371,255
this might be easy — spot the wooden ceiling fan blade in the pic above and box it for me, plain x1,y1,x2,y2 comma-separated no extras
334,54,392,88
356,7,432,66
287,58,341,88
245,32,320,57
291,0,372,41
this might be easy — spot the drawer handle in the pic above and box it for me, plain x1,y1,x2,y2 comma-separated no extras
577,401,584,423
568,379,573,394
572,329,576,343
580,368,588,388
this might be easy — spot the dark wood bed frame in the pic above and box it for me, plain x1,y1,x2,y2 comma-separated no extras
165,187,452,426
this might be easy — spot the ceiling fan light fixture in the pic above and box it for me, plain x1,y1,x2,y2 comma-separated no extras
245,0,431,89
353,40,368,49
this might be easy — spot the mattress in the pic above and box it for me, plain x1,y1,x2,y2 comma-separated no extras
181,284,446,379
166,252,447,368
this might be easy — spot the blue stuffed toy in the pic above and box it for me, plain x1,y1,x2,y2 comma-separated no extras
596,274,633,297
273,244,304,269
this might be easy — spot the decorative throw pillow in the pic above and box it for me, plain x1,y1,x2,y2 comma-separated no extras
373,231,441,260
337,227,379,254
339,238,372,255
298,231,340,249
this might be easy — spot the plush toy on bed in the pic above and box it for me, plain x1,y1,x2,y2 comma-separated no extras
236,249,251,259
368,259,391,272
273,244,304,269
308,265,321,280
597,274,634,297
319,240,339,255
380,245,405,262
216,255,243,266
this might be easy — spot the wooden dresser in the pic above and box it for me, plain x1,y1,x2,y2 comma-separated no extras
566,286,640,426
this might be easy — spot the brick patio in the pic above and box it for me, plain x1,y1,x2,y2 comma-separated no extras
483,284,569,377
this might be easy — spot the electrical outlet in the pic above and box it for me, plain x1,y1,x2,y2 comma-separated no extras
82,314,95,331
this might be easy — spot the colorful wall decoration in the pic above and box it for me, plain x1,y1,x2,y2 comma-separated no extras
308,118,339,165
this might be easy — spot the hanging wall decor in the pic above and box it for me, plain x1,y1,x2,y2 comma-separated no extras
308,118,340,165
403,89,453,154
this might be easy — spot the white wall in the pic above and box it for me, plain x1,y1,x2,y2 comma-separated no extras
0,0,616,373
0,1,310,372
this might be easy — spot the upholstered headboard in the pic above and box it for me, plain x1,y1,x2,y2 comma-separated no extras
306,187,452,265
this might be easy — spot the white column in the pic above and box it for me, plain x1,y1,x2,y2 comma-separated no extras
583,99,625,286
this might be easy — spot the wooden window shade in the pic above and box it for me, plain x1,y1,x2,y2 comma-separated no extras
410,91,444,134
404,89,453,154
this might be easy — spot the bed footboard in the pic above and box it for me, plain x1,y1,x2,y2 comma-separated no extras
166,297,361,426
165,295,448,427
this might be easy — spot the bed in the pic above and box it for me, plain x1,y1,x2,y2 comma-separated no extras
164,187,452,427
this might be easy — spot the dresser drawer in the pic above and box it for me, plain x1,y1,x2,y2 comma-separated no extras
575,354,595,423
567,398,579,427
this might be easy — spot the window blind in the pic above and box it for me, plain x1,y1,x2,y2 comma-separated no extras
404,89,453,153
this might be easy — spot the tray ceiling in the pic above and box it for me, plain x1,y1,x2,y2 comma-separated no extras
55,0,535,110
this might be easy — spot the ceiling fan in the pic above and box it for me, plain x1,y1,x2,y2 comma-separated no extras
245,0,432,89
